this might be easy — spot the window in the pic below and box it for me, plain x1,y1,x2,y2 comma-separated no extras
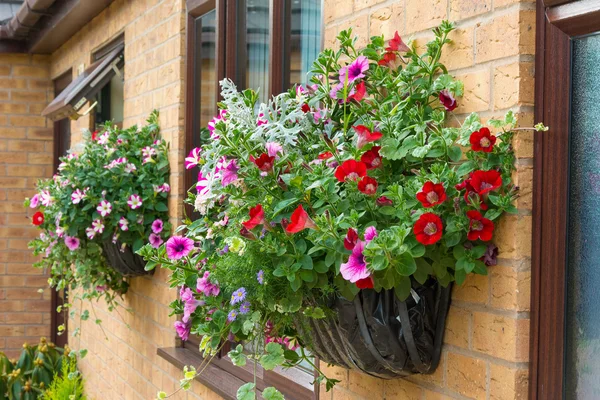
172,1,323,398
93,36,125,128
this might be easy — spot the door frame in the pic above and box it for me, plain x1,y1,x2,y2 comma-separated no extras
530,1,600,399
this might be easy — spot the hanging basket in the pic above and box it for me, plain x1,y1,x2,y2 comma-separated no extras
102,241,152,277
298,279,451,379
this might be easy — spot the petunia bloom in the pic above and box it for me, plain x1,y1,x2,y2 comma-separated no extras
360,146,382,169
344,228,359,250
340,240,370,283
250,153,275,172
207,109,227,139
64,236,80,251
151,219,164,234
242,204,265,230
356,277,374,289
335,160,367,182
119,217,129,231
349,81,366,102
127,194,143,209
470,127,496,153
416,181,447,208
265,142,283,158
85,227,95,239
174,320,190,341
185,147,202,169
466,210,494,241
92,219,104,233
376,196,393,206
364,226,378,242
386,31,410,53
285,205,318,233
165,236,194,259
378,51,397,67
469,170,502,196
96,200,112,217
358,176,378,195
32,211,44,226
220,159,239,187
353,125,383,149
30,194,40,208
413,213,443,245
230,287,247,305
439,90,457,112
71,189,86,204
339,56,369,83
197,271,220,296
149,233,164,248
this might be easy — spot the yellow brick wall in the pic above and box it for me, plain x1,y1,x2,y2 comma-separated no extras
0,54,53,358
322,0,535,399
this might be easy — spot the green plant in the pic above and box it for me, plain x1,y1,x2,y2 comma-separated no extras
0,338,68,400
41,356,85,400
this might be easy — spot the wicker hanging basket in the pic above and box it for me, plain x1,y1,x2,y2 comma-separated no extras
102,241,152,277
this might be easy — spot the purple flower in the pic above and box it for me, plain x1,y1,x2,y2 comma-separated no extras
339,56,369,83
185,147,202,170
339,240,370,283
482,243,499,266
218,245,229,255
364,226,378,242
64,236,80,251
230,287,246,305
227,309,238,323
30,194,40,208
149,233,164,248
151,219,164,234
265,142,283,158
165,236,194,259
239,301,251,315
220,159,239,187
174,320,190,341
257,270,264,284
197,271,220,296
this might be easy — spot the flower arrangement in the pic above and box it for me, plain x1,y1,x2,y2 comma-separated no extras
25,111,171,316
141,23,545,399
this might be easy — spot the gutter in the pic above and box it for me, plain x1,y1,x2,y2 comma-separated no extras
0,0,56,40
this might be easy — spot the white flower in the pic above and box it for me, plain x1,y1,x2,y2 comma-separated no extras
124,163,136,173
40,190,53,206
86,227,96,239
119,217,129,231
127,194,142,209
97,200,112,217
92,219,104,233
97,132,110,145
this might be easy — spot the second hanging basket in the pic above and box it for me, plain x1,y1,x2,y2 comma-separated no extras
102,241,152,277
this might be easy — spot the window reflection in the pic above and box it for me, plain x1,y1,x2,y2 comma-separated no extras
289,0,322,86
246,0,270,102
196,10,217,135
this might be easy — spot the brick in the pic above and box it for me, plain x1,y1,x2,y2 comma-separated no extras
0,103,28,114
321,364,349,389
384,379,422,400
0,177,27,188
4,313,43,324
494,62,534,109
455,69,490,113
5,288,43,300
490,363,529,400
28,152,53,164
447,352,486,399
0,65,11,75
440,26,474,71
0,301,25,312
475,10,535,63
325,15,369,51
444,306,471,348
472,312,529,362
490,265,531,311
495,215,532,259
0,326,25,336
512,164,533,209
453,272,489,304
348,370,384,398
406,0,446,34
369,4,405,39
354,0,386,12
9,115,47,128
11,91,48,103
0,78,27,89
6,165,46,177
0,127,27,138
13,65,49,79
450,0,491,20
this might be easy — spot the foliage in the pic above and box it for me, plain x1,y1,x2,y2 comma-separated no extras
140,22,546,399
0,338,78,400
25,111,171,320
41,356,85,400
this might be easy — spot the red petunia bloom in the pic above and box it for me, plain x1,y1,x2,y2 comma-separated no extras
469,170,502,196
242,204,265,230
250,153,275,172
469,127,496,153
356,276,374,289
91,131,98,141
386,31,410,53
344,228,359,250
376,196,393,206
318,151,334,160
353,125,383,149
32,211,44,226
335,160,367,182
413,213,443,245
285,205,317,233
456,175,488,210
439,90,458,111
358,176,378,195
349,81,366,102
301,103,311,113
360,146,382,170
416,181,447,208
378,52,397,67
466,210,494,241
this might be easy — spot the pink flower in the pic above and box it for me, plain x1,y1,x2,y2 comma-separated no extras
141,146,156,158
180,286,204,323
30,194,40,208
151,219,164,234
165,236,194,259
124,163,136,173
149,233,164,248
97,132,110,145
174,320,190,341
119,217,129,231
197,271,220,296
71,189,86,204
339,56,369,83
207,109,227,139
40,190,53,207
265,142,283,158
95,285,107,292
364,226,378,242
64,236,80,251
220,159,239,187
185,147,202,170
340,240,370,283
127,194,142,209
96,200,112,217
92,219,104,233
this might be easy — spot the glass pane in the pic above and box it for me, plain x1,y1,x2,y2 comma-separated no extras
565,32,600,399
246,0,270,102
289,0,322,86
196,10,217,135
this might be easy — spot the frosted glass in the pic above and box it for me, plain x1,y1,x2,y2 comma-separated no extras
565,32,600,399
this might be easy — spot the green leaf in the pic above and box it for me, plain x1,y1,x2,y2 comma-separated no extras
272,197,300,216
484,208,503,221
300,255,313,270
473,260,488,275
314,261,329,273
260,343,285,370
212,310,226,329
394,252,417,276
228,344,247,367
414,258,433,284
470,245,487,259
295,239,307,254
432,261,448,278
456,160,476,178
155,202,168,212
444,232,461,247
394,276,411,301
263,387,285,400
300,269,315,282
455,268,467,285
371,254,389,271
236,383,256,400
379,206,397,216
447,146,462,162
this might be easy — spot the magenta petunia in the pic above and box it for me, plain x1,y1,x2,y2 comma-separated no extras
265,142,283,158
149,233,164,248
127,194,142,209
64,236,80,251
220,159,239,187
165,236,194,259
151,219,164,234
339,56,369,83
197,270,220,296
364,226,378,242
30,194,40,208
339,240,370,283
185,147,202,170
174,320,190,341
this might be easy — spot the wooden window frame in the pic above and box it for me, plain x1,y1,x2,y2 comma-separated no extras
530,1,600,399
163,1,322,399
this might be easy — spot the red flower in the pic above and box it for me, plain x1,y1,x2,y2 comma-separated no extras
356,277,374,289
242,204,265,230
466,210,494,241
413,213,443,245
344,228,359,250
386,31,410,53
469,127,496,153
378,52,397,67
32,211,44,226
439,90,457,111
318,151,334,160
349,81,366,102
301,103,311,113
456,175,488,210
286,205,317,233
358,176,378,195
91,131,98,141
250,153,275,172
353,125,383,149
360,146,382,169
376,196,393,206
416,181,447,208
335,160,367,182
470,170,502,195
